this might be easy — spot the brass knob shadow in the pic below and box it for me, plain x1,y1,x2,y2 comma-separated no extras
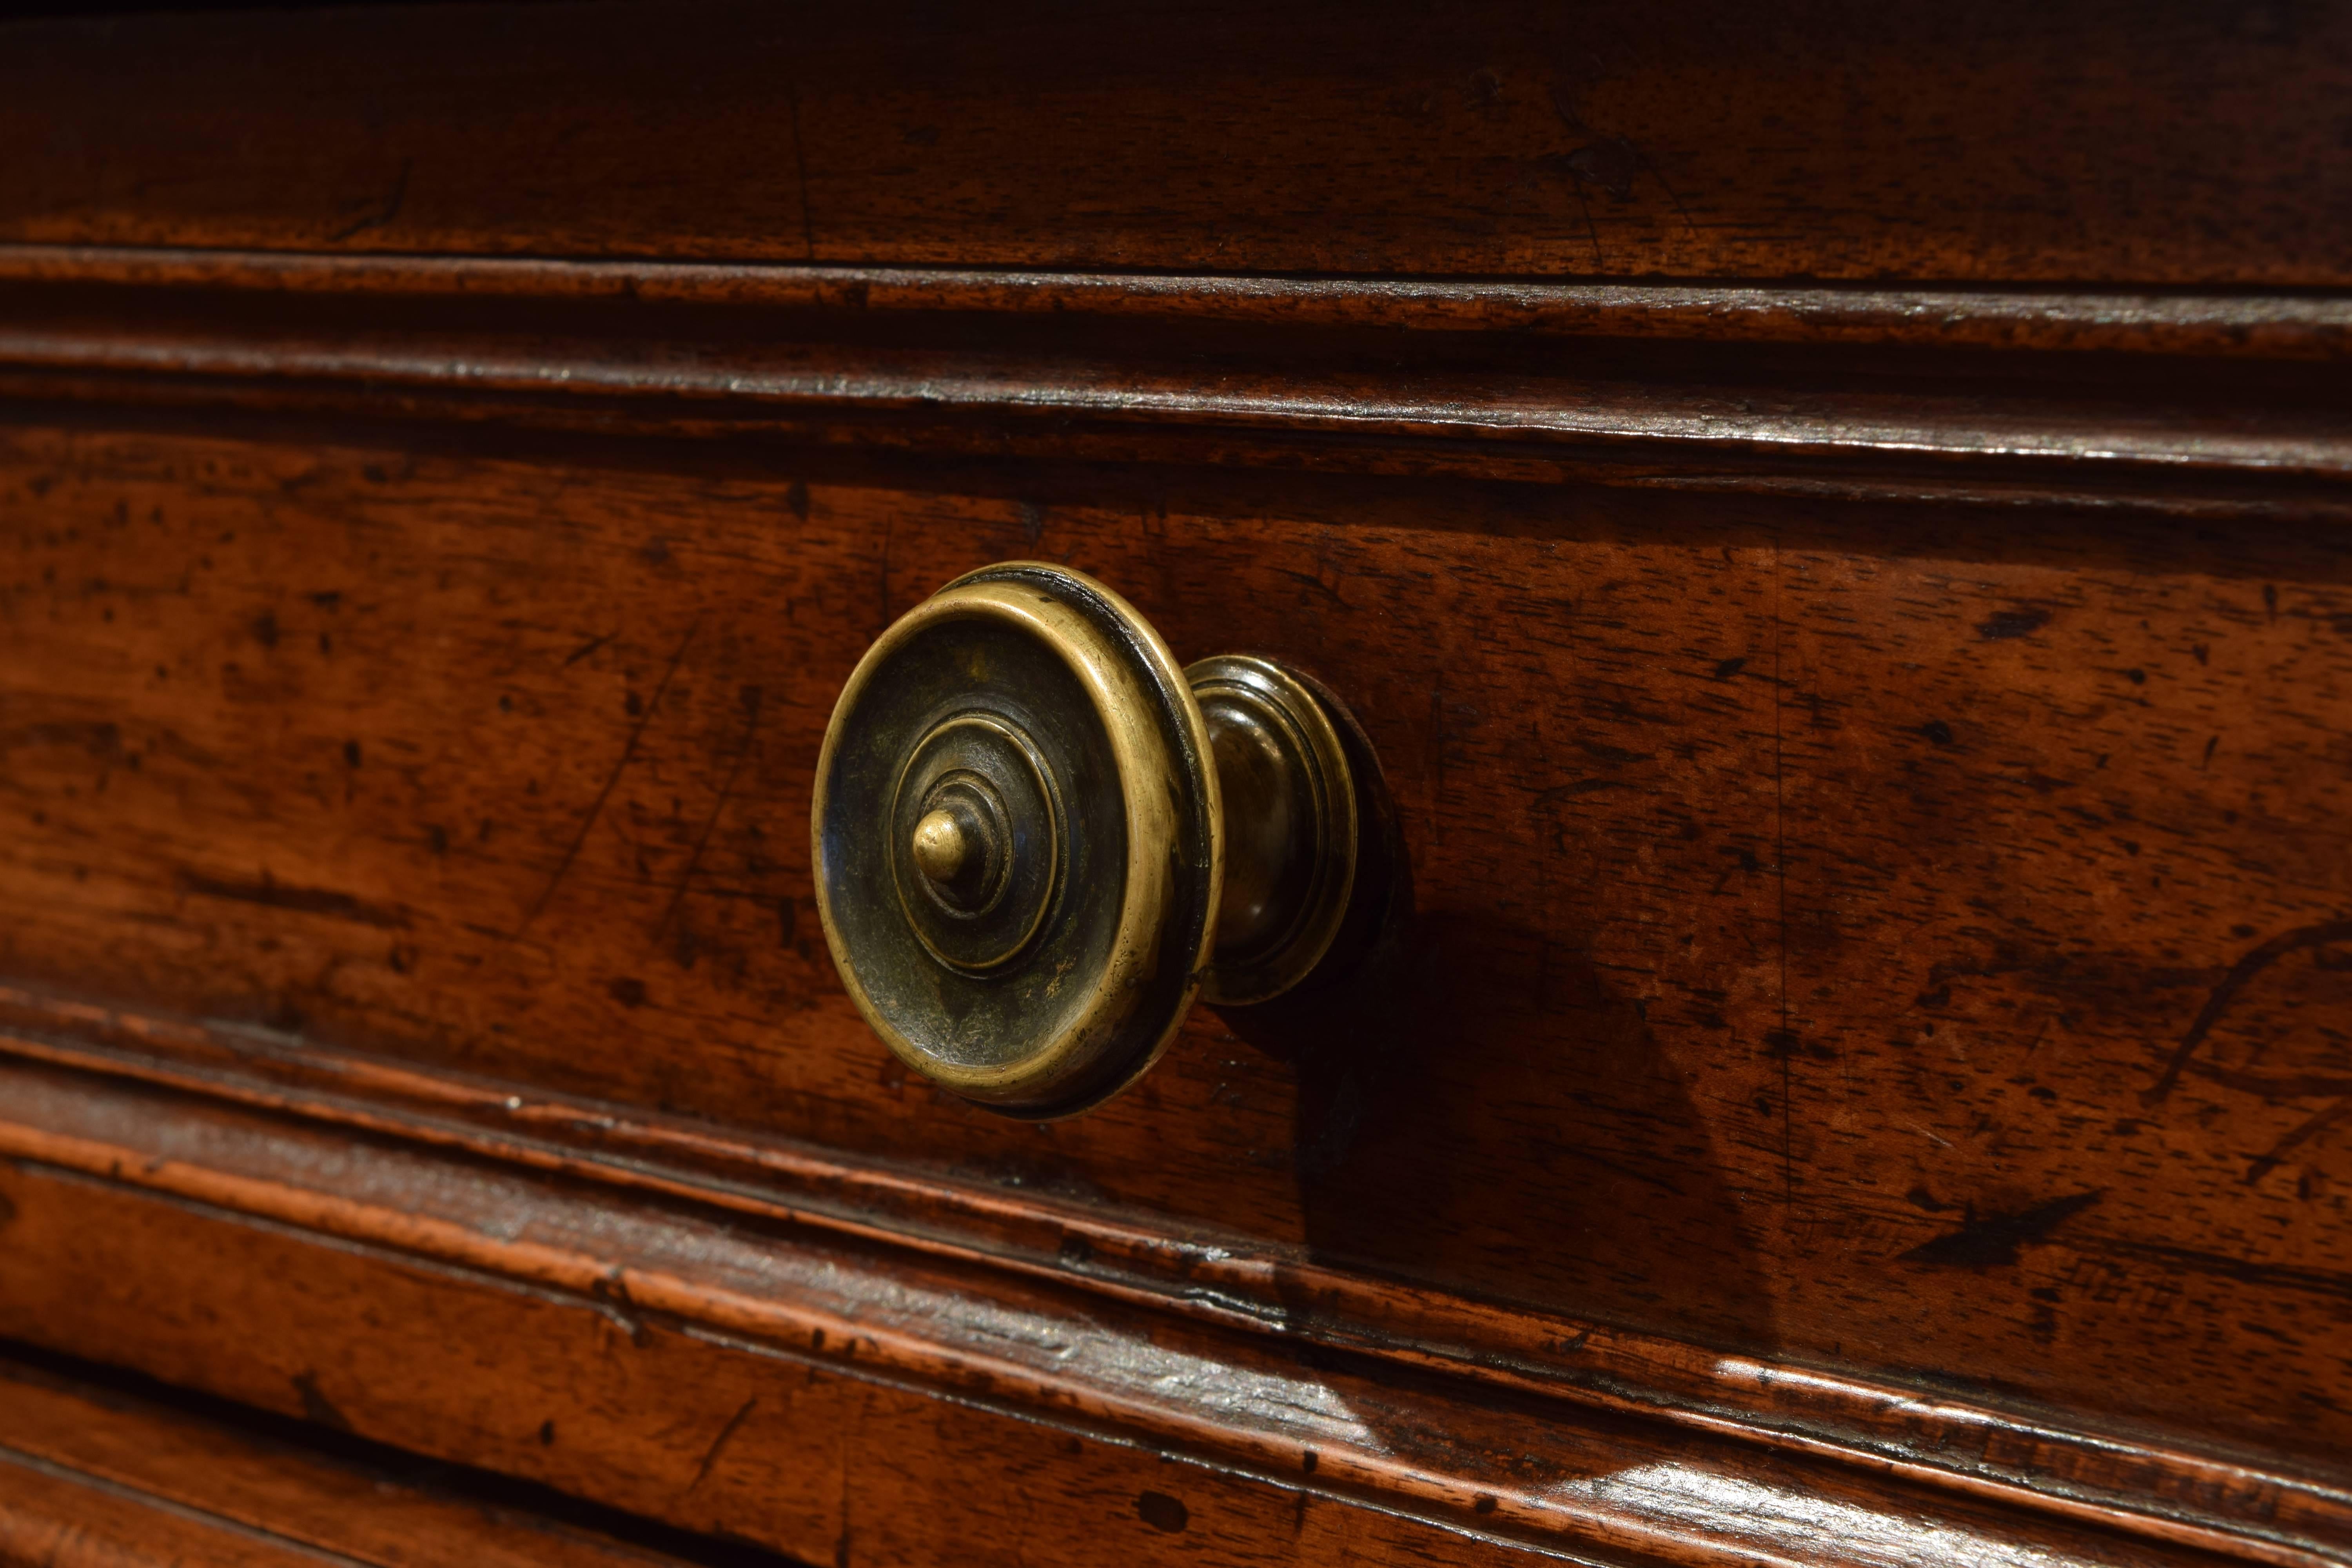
812,561,1386,1118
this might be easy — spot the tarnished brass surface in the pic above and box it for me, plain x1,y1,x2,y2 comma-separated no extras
1190,655,1358,1006
910,808,972,885
813,562,1379,1118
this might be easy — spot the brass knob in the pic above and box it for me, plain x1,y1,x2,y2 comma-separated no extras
812,562,1374,1119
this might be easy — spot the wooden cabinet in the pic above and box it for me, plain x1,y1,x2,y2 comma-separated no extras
2,5,2349,1565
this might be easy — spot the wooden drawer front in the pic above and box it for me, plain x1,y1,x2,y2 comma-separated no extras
4,396,2349,1459
4,7,2352,1563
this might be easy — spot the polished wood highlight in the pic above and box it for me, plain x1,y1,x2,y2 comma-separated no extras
7,247,2350,356
0,1054,2296,1568
1,986,2343,1566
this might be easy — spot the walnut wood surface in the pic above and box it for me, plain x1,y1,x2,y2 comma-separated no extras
0,1058,2282,1568
6,981,2345,1567
3,394,2350,1484
3,5,2350,1558
0,1466,344,1568
2,3,2350,283
0,1349,727,1568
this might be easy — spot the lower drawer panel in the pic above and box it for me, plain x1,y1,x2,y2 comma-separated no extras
0,1058,2279,1568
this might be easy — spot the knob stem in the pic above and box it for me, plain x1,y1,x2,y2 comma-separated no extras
1187,655,1359,1007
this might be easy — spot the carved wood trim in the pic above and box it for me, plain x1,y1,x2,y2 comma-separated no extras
0,1349,720,1568
4,247,2348,357
0,248,2343,518
0,986,2341,1568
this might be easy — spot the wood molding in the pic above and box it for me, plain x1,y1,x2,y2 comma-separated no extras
0,1350,733,1568
0,247,2345,517
4,247,2349,358
0,987,2343,1568
0,1050,2320,1568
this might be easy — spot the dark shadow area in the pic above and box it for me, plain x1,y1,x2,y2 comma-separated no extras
1226,911,1780,1354
1216,691,1778,1354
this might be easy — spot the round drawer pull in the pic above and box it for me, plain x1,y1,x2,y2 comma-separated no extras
812,562,1380,1119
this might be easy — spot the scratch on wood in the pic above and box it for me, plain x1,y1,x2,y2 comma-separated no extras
179,870,410,929
655,686,765,943
2143,919,2352,1106
2079,1232,2352,1301
2245,1096,2352,1185
1567,178,1602,272
524,613,702,929
562,631,614,668
1638,145,1700,239
833,1389,858,1568
326,158,412,243
686,1396,759,1495
587,1266,648,1344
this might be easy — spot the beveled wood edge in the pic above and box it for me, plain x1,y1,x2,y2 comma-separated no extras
0,243,2347,520
13,367,2348,527
0,1054,2318,1568
0,1446,384,1568
2,244,2348,359
0,1354,707,1568
0,985,2341,1567
0,334,2333,477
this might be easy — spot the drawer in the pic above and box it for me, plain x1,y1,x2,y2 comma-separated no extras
4,6,2351,1567
4,311,2348,1561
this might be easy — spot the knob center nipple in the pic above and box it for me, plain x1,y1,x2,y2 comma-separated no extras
904,784,1007,918
888,717,1058,971
911,808,971,884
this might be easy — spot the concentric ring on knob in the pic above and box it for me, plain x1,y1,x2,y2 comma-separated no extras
887,713,1060,971
812,563,1221,1119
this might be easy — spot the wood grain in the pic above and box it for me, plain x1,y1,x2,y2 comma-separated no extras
0,1353,733,1568
6,3,2350,1561
6,979,2343,1565
0,1058,2288,1568
1,3,2348,283
0,1463,345,1568
2,407,2350,1492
